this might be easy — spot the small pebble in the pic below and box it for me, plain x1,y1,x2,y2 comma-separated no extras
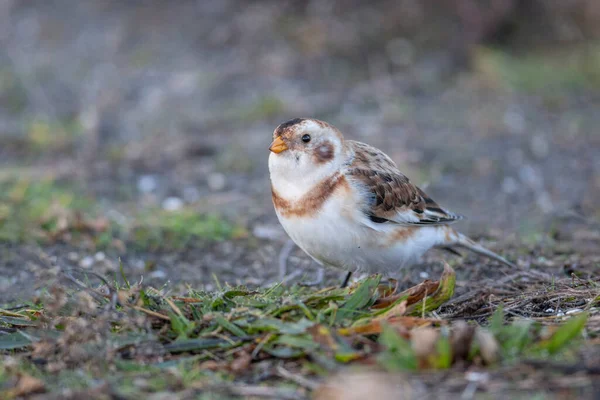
207,173,226,191
162,197,184,211
545,308,554,313
94,251,106,261
465,371,489,383
536,191,554,213
419,271,430,279
518,165,540,188
566,309,583,315
386,37,414,66
503,109,525,134
252,224,284,240
501,177,518,194
132,259,146,271
530,133,549,159
79,256,94,269
149,270,167,279
183,186,200,203
138,175,158,193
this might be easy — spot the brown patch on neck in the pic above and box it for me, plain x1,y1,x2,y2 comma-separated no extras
272,173,349,218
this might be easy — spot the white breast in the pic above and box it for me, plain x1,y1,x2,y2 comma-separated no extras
273,180,446,277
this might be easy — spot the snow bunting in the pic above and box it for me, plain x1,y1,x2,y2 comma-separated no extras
268,118,515,284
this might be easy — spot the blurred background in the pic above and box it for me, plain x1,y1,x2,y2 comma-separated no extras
1,0,599,301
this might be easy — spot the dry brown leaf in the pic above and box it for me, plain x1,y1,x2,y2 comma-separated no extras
372,279,440,309
171,297,204,304
474,329,500,365
315,371,414,400
340,315,436,336
308,325,339,352
199,360,224,371
405,280,440,306
229,351,252,374
12,374,45,397
375,279,398,298
450,321,476,362
379,299,407,318
411,327,440,368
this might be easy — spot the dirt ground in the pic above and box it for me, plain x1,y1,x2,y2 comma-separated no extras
1,1,599,303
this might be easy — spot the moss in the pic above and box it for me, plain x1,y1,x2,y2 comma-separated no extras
0,178,92,243
0,178,245,250
25,117,84,153
130,209,246,250
474,45,600,93
239,95,286,122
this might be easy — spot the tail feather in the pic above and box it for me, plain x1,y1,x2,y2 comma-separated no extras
452,232,516,268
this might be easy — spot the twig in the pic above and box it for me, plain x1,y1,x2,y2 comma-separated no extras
523,359,600,374
130,305,171,321
276,365,320,390
164,297,184,318
61,270,112,305
0,308,30,318
252,333,274,359
4,304,29,311
190,384,305,400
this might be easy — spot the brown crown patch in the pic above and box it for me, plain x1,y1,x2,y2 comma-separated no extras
272,173,349,218
274,118,305,137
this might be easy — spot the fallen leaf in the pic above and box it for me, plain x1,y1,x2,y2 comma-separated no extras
474,329,499,364
406,263,456,315
410,327,439,368
315,371,414,400
450,320,476,362
376,300,407,319
12,374,45,397
199,360,224,371
372,263,455,313
341,298,438,336
375,279,398,298
229,351,252,373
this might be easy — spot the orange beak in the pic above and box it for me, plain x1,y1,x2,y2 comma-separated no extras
269,136,288,154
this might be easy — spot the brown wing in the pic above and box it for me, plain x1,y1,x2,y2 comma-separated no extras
344,141,463,225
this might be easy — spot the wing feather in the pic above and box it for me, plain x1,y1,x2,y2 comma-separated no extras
344,141,463,226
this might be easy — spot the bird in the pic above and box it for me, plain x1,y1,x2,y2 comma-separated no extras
268,118,515,287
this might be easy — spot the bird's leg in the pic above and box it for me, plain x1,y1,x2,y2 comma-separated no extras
298,267,324,287
279,240,324,286
278,239,298,282
340,271,352,288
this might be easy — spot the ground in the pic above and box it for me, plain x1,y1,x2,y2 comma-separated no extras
1,1,600,399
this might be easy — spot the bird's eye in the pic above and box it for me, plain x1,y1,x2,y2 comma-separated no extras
301,134,311,143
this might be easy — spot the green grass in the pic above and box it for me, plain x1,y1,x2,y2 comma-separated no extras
1,266,596,398
25,117,84,153
0,178,92,243
474,45,600,92
0,177,245,250
128,209,245,250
